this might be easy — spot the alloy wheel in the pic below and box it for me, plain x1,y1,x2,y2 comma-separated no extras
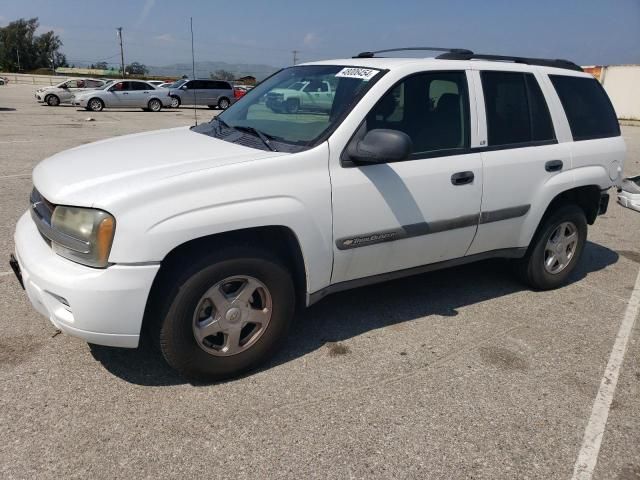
192,275,272,356
543,221,578,274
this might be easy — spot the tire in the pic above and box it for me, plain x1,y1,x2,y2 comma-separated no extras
217,97,231,110
170,96,181,108
516,204,587,290
88,98,104,112
148,98,162,112
46,94,60,106
285,98,300,113
155,245,295,382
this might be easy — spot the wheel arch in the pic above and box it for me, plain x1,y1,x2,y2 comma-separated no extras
141,225,309,339
522,184,603,253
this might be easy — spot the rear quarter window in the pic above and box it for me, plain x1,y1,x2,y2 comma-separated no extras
549,75,620,141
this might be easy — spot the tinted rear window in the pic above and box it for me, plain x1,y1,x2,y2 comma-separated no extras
481,71,555,147
549,75,620,141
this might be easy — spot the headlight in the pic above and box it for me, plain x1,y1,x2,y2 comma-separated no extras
50,206,116,268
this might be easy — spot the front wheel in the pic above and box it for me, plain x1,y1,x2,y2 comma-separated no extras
46,94,60,106
155,246,295,381
516,204,587,290
170,96,181,108
88,98,104,112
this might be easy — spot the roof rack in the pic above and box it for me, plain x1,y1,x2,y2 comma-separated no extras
436,51,582,72
354,47,473,59
353,47,582,72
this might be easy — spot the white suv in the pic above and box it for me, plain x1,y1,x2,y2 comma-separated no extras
11,48,625,381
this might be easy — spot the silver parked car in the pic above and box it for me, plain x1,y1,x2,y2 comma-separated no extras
72,80,172,112
168,79,236,109
35,78,107,106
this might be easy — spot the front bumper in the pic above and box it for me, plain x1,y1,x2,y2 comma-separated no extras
13,212,160,348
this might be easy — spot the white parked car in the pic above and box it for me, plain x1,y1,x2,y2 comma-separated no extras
72,80,172,112
35,78,107,106
11,48,625,381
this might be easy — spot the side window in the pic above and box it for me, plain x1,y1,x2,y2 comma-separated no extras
549,75,620,141
84,80,102,88
211,81,230,89
111,82,126,91
132,82,152,90
364,71,469,156
481,71,555,147
65,80,78,88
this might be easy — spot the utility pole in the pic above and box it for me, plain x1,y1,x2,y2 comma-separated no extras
117,27,125,78
16,46,21,71
292,50,299,66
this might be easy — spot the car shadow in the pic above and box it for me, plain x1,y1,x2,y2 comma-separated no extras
0,107,16,111
89,240,619,386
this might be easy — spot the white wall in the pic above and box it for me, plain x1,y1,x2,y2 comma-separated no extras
601,65,640,121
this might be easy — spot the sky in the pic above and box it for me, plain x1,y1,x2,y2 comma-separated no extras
1,0,639,71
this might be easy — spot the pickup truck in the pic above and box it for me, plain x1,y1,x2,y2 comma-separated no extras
265,79,335,113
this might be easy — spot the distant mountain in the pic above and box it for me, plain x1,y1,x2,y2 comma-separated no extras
147,61,281,80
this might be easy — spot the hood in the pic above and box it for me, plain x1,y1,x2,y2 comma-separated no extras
33,126,285,207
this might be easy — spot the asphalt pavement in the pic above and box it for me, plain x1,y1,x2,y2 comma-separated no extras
1,83,639,479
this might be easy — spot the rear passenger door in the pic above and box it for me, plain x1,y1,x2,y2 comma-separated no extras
467,69,571,255
129,81,153,106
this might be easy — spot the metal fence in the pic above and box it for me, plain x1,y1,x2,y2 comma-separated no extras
0,72,69,86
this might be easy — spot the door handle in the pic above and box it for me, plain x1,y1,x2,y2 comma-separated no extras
123,92,129,95
545,160,563,172
451,171,475,186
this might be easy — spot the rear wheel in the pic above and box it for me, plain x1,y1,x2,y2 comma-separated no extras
148,98,162,112
516,204,587,290
217,97,231,110
46,94,60,106
155,245,295,381
88,98,104,112
285,98,300,113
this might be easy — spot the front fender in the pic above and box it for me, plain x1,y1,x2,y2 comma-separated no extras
107,144,333,293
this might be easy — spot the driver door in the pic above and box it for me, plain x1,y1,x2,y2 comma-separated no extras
106,81,129,107
329,70,483,283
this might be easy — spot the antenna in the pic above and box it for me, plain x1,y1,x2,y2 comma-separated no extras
190,17,198,126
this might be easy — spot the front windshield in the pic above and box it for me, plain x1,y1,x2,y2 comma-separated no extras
169,79,187,89
206,65,383,148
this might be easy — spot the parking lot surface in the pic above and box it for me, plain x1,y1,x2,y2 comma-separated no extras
1,83,639,479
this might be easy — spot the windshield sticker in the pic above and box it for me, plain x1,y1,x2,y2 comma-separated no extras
335,67,379,81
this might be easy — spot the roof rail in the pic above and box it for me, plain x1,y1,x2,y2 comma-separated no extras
436,51,582,72
354,47,473,59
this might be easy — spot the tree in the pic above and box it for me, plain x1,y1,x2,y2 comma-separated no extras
0,18,66,71
211,69,235,81
94,61,108,70
125,62,148,76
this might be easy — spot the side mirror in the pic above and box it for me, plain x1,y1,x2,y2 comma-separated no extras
180,85,188,90
347,129,412,164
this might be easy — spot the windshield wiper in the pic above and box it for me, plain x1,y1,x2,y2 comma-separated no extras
232,125,278,152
